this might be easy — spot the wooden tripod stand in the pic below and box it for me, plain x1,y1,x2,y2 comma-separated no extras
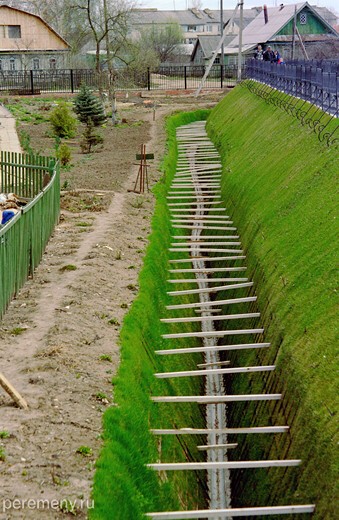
128,144,153,194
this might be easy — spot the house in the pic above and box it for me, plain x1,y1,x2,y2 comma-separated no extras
220,2,339,64
129,7,261,46
0,4,70,71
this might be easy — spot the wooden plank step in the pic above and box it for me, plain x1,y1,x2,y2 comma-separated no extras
162,329,264,339
170,219,233,224
151,426,289,435
167,282,253,296
155,343,270,356
151,394,282,403
172,225,237,231
145,505,315,519
169,249,243,254
167,195,221,200
166,297,256,310
160,313,259,324
169,256,246,263
168,267,246,273
168,201,222,206
167,278,248,284
155,365,274,379
171,241,240,246
148,460,301,471
170,206,225,211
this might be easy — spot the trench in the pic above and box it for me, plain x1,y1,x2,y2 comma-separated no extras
146,121,316,519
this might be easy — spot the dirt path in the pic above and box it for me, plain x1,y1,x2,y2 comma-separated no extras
0,91,225,519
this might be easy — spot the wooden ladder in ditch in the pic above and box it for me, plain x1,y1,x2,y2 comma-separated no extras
145,121,315,519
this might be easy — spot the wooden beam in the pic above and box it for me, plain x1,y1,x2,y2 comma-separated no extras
155,343,270,356
167,278,248,284
160,313,260,323
145,505,315,519
148,459,301,471
172,225,237,231
171,220,233,224
197,443,238,451
168,267,245,273
154,365,275,378
169,256,246,263
151,394,281,403
167,195,221,200
171,242,240,247
167,282,253,296
168,200,222,205
166,296,256,310
162,329,264,339
169,248,243,253
0,373,28,409
151,426,289,435
169,204,226,210
197,360,231,367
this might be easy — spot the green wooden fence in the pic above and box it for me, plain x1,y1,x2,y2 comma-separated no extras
0,153,60,318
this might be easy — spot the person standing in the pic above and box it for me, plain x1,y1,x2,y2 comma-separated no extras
254,44,264,60
263,45,275,62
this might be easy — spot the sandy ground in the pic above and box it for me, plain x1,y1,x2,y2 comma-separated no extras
0,89,226,519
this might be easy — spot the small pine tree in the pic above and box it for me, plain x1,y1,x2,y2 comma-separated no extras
50,102,77,138
73,85,106,127
80,118,104,154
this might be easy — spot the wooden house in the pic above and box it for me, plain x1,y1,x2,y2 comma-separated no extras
0,4,70,71
191,2,339,65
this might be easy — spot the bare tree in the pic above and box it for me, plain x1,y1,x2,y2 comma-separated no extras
138,20,184,64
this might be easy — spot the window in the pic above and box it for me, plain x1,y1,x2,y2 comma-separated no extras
8,25,21,38
33,58,40,70
187,25,197,32
9,58,16,71
207,25,213,32
299,13,307,25
49,58,56,69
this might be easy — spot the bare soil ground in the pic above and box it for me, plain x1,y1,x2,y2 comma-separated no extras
0,89,226,519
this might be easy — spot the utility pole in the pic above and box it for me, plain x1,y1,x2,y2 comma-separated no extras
292,5,297,60
220,0,224,71
237,0,244,82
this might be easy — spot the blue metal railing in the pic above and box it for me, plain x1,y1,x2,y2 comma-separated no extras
245,59,339,116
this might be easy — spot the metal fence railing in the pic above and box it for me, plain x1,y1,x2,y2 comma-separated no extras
245,59,339,116
0,65,240,93
0,153,60,318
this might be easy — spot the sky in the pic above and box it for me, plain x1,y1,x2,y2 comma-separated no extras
138,0,339,15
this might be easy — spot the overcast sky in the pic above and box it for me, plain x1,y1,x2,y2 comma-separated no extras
138,1,338,15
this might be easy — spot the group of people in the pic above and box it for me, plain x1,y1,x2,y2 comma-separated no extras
254,44,284,64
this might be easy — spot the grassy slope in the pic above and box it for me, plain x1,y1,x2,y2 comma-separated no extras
206,84,338,519
90,110,210,520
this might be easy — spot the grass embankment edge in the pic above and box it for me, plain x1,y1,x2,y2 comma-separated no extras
90,109,210,519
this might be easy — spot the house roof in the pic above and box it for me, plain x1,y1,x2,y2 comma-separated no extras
191,35,236,61
226,2,338,51
0,4,70,47
130,7,262,28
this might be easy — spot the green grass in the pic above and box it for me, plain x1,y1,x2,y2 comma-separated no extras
206,83,338,519
90,109,210,520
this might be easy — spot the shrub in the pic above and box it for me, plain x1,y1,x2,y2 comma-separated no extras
50,102,77,138
57,143,72,166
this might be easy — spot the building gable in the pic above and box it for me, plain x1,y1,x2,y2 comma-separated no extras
277,5,335,37
0,5,69,52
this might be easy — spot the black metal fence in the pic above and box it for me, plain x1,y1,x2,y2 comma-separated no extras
0,65,239,94
246,59,339,116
